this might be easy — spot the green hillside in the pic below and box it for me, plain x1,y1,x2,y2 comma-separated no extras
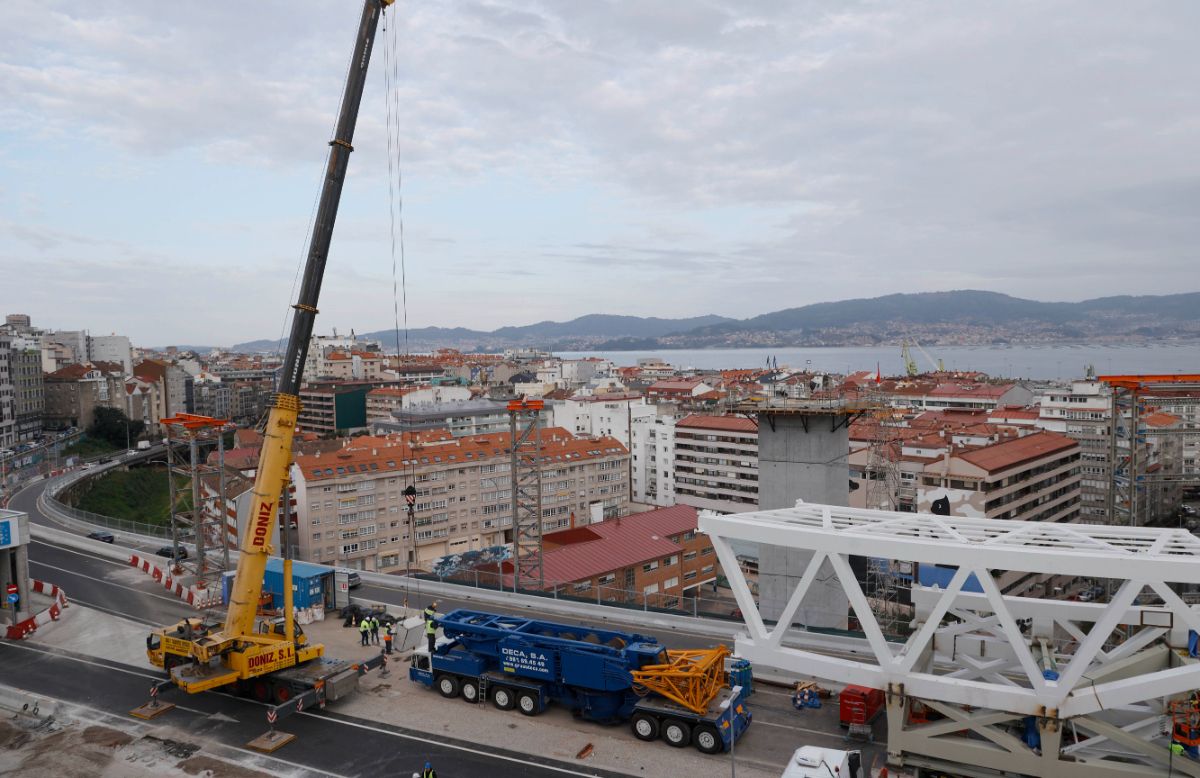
71,467,190,526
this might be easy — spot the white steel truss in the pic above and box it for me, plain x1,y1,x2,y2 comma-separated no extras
702,502,1200,777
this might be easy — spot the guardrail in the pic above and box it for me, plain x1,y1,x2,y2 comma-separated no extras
41,464,173,539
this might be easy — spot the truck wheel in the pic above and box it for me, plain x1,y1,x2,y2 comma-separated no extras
273,684,293,705
662,719,692,748
251,680,271,703
516,691,539,716
436,674,460,698
631,712,659,741
460,679,479,703
693,723,722,754
492,687,515,710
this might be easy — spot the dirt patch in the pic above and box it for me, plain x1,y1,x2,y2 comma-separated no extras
178,754,276,778
80,726,134,749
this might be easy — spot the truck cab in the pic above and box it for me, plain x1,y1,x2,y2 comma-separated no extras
780,746,862,778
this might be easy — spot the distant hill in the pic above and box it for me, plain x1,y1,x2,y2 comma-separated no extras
649,290,1200,348
230,313,736,353
224,291,1200,353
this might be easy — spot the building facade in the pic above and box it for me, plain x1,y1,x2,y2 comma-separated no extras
630,408,678,506
673,414,759,513
291,427,630,572
9,337,44,441
535,505,722,600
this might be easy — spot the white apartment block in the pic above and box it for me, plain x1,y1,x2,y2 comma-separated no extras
630,409,677,506
291,427,630,572
552,394,651,450
672,414,759,514
366,385,472,426
88,334,133,374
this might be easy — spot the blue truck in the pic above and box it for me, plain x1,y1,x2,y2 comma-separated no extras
408,609,752,754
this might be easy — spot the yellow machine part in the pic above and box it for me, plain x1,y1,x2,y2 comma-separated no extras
631,645,732,715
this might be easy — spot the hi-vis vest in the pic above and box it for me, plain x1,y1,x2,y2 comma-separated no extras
359,619,370,632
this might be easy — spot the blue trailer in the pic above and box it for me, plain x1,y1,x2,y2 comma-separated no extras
408,609,752,754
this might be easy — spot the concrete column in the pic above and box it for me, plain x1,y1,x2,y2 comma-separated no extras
14,540,30,622
756,411,851,629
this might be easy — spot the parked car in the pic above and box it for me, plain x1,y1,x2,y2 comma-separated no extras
337,569,362,589
155,545,189,561
86,530,115,543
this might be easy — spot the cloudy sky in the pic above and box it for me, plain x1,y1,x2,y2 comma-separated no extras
2,1,1197,346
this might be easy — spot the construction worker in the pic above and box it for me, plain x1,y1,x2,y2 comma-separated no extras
422,761,437,778
384,620,395,654
358,614,370,646
424,602,438,655
369,614,380,646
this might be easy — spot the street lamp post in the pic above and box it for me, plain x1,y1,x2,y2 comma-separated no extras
720,685,742,778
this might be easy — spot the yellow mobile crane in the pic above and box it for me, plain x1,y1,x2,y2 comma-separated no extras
138,0,394,740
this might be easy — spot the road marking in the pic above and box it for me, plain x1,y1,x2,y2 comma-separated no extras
302,709,616,777
1,639,162,681
31,538,144,569
0,659,344,778
2,641,620,777
29,557,194,610
752,717,843,738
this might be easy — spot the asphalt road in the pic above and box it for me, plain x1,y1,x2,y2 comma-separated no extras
0,639,631,778
10,476,884,775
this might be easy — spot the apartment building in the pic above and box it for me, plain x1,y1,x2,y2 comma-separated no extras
365,385,472,427
1037,381,1112,522
630,407,678,506
297,383,372,436
88,334,133,374
888,381,1034,412
43,362,123,430
375,398,509,437
851,428,1081,522
673,414,759,513
552,394,651,449
290,427,630,572
7,337,43,441
0,334,13,447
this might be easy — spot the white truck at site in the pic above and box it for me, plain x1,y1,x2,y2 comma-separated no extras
780,746,864,777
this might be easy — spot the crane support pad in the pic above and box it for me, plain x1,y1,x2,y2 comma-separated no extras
247,729,296,753
129,701,175,720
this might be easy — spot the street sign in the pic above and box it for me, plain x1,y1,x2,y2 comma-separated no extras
6,593,17,605
0,518,14,549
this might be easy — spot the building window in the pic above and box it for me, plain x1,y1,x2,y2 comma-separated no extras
642,560,659,573
663,577,679,589
643,583,659,595
663,555,677,566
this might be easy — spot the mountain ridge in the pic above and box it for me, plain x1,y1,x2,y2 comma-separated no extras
223,291,1200,352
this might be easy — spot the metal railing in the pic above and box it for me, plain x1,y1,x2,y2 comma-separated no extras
413,567,744,622
42,464,173,539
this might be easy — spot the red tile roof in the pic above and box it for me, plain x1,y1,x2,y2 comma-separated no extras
957,431,1077,474
928,382,1015,398
676,414,758,433
295,427,628,482
539,505,699,583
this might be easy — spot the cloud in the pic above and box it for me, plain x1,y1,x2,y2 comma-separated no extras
3,0,1199,342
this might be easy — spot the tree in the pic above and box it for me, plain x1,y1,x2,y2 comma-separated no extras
89,407,145,448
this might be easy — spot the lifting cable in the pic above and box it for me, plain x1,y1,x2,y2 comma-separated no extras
382,5,420,592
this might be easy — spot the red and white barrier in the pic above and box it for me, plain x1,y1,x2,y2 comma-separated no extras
5,580,69,640
129,554,223,610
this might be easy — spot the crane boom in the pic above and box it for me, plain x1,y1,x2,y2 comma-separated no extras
224,0,393,642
